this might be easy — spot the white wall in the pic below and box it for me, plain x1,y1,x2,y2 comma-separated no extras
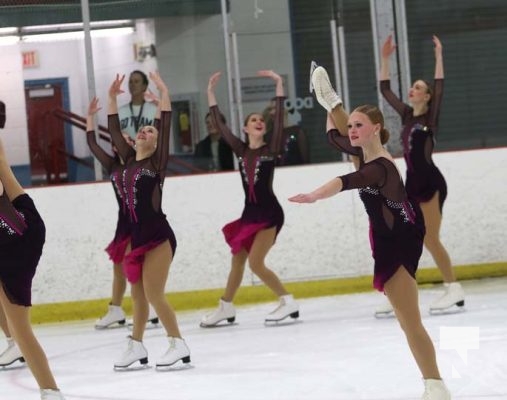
27,147,507,305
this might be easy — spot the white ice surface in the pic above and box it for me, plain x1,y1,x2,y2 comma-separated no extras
2,277,507,400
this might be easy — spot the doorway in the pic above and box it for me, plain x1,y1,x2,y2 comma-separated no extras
24,78,72,185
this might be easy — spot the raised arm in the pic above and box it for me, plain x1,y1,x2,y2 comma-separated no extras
326,113,361,170
207,72,244,155
108,74,132,161
86,97,115,173
428,35,444,133
379,35,408,116
149,71,171,175
433,35,444,80
258,70,285,155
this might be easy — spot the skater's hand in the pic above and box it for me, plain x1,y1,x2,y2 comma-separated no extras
258,70,282,83
87,97,101,116
144,89,159,105
288,193,317,204
208,72,222,93
432,35,443,58
109,74,125,98
149,71,168,94
381,35,396,59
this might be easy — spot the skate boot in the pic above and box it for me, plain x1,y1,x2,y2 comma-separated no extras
309,63,342,112
0,338,25,367
265,294,299,323
148,304,159,325
40,389,66,400
429,282,465,313
200,299,236,327
95,304,126,329
422,379,451,400
127,304,160,328
156,336,191,368
114,336,148,369
374,299,394,318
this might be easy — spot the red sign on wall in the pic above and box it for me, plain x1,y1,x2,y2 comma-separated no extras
22,51,39,68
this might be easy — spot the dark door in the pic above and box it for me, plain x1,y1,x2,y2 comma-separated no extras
25,84,68,185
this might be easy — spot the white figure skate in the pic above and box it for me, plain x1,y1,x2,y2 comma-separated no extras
265,294,300,323
200,299,236,327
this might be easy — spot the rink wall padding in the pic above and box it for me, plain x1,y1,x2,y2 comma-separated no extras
30,262,507,324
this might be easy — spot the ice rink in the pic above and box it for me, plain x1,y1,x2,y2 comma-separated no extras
1,277,506,400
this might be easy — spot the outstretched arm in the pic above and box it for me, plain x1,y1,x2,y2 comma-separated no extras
289,176,344,203
428,35,444,132
326,112,361,170
289,162,385,204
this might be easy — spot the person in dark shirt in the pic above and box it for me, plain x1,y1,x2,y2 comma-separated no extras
293,65,451,400
0,101,65,400
108,72,190,369
200,70,299,327
194,112,234,171
379,35,464,314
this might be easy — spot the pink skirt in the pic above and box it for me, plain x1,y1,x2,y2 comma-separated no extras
122,241,163,283
105,235,130,264
222,219,270,255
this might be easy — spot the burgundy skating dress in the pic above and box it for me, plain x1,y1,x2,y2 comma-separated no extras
86,130,135,264
209,97,285,254
380,79,447,212
328,130,425,291
108,111,176,283
0,193,45,306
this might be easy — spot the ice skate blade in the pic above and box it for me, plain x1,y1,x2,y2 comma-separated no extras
199,318,237,329
429,302,466,315
309,60,319,93
95,319,127,330
0,357,25,368
374,310,395,319
155,356,191,369
265,311,300,325
113,358,150,371
127,319,161,330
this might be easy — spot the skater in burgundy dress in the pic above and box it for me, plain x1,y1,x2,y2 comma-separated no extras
107,72,189,369
200,70,299,327
0,101,65,399
296,64,452,399
379,34,463,311
86,97,135,329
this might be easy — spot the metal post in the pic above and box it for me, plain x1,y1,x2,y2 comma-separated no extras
220,0,238,136
394,0,411,103
231,32,244,133
80,0,102,180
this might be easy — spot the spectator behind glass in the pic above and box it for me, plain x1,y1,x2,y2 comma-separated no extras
118,70,158,140
263,97,309,166
194,112,234,171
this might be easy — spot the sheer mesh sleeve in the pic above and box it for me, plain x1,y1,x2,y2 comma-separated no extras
209,105,245,157
268,96,286,155
86,130,115,174
153,111,171,179
340,161,387,191
427,79,443,134
380,80,411,118
327,129,362,157
108,114,133,162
